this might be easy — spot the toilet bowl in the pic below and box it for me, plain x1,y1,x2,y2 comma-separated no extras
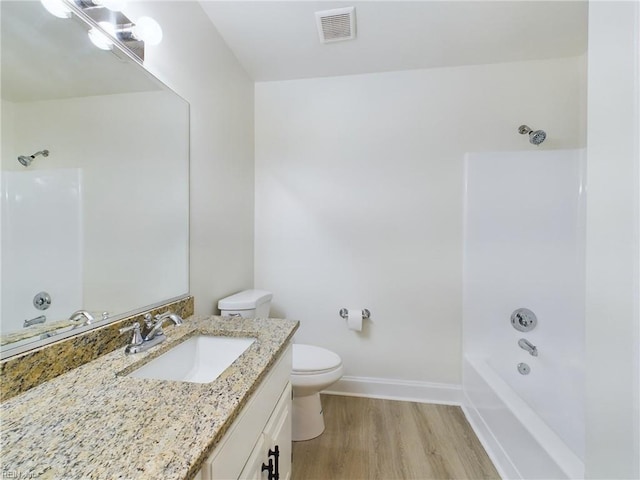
291,344,344,441
218,290,344,441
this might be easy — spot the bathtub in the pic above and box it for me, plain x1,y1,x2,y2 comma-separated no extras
462,355,584,479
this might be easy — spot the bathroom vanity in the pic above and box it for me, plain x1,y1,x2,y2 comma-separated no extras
197,348,292,480
0,315,297,480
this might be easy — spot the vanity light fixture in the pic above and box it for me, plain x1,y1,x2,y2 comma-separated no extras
40,0,162,62
40,0,72,18
88,21,116,50
131,16,163,46
114,16,163,46
88,16,164,54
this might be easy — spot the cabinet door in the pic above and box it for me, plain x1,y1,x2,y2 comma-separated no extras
203,346,292,480
239,434,268,480
263,383,292,480
239,383,292,480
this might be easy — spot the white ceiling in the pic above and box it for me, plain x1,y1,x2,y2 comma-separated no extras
199,1,588,82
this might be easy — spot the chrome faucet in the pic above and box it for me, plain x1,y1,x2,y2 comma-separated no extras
518,338,538,357
119,312,183,354
69,310,95,326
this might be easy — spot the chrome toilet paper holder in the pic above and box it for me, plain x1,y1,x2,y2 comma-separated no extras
339,308,371,320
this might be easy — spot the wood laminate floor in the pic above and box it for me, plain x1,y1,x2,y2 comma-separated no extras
292,395,500,480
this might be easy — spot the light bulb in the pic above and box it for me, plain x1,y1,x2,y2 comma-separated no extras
40,0,72,18
92,0,126,12
133,16,163,46
88,22,115,50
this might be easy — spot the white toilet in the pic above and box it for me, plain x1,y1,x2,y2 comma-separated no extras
218,290,344,441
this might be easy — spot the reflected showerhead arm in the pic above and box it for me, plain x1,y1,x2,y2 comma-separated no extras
518,125,533,135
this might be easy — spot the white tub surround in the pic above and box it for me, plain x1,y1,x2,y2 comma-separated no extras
1,169,82,333
463,149,586,479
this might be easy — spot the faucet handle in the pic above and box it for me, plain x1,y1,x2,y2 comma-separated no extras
119,322,143,347
143,313,154,328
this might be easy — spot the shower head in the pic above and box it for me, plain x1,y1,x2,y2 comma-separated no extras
529,130,546,145
17,156,32,167
518,125,546,145
17,149,49,167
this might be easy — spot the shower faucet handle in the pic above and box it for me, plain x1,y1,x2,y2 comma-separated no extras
33,291,52,310
516,313,531,326
510,308,537,332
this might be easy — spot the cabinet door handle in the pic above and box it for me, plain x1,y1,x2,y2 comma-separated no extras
261,458,274,479
269,445,280,480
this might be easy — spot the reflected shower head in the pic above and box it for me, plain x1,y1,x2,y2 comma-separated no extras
17,149,49,167
17,156,32,167
518,125,546,145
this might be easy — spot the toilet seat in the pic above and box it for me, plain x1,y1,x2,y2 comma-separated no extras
292,344,342,375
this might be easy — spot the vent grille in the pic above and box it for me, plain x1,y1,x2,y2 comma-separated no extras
315,7,356,44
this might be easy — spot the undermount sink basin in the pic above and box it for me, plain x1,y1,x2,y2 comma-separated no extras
127,335,255,383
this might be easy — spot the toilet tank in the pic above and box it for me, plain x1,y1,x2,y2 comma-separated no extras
218,290,273,319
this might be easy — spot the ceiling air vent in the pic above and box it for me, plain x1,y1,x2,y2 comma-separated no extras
315,7,356,44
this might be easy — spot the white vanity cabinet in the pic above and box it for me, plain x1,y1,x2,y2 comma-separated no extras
197,344,292,480
239,383,292,480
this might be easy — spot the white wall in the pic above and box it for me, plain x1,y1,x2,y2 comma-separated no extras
1,100,16,170
255,56,586,388
585,1,640,478
123,1,255,315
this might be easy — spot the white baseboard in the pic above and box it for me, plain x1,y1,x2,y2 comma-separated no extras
323,375,462,405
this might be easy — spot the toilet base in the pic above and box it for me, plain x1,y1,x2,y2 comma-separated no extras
292,393,325,441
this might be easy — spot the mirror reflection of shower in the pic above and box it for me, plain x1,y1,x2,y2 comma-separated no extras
18,149,49,167
518,125,546,145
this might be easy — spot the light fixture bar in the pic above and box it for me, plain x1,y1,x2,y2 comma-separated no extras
56,0,149,62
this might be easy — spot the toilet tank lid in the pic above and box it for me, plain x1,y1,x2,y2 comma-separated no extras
218,290,273,310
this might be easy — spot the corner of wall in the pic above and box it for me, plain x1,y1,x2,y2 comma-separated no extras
585,2,640,477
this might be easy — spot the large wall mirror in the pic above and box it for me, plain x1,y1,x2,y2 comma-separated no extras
0,1,189,359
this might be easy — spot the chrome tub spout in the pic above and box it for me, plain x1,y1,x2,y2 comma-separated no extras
24,315,46,327
518,338,538,357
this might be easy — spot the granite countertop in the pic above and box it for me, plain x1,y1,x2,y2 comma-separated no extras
1,315,298,480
